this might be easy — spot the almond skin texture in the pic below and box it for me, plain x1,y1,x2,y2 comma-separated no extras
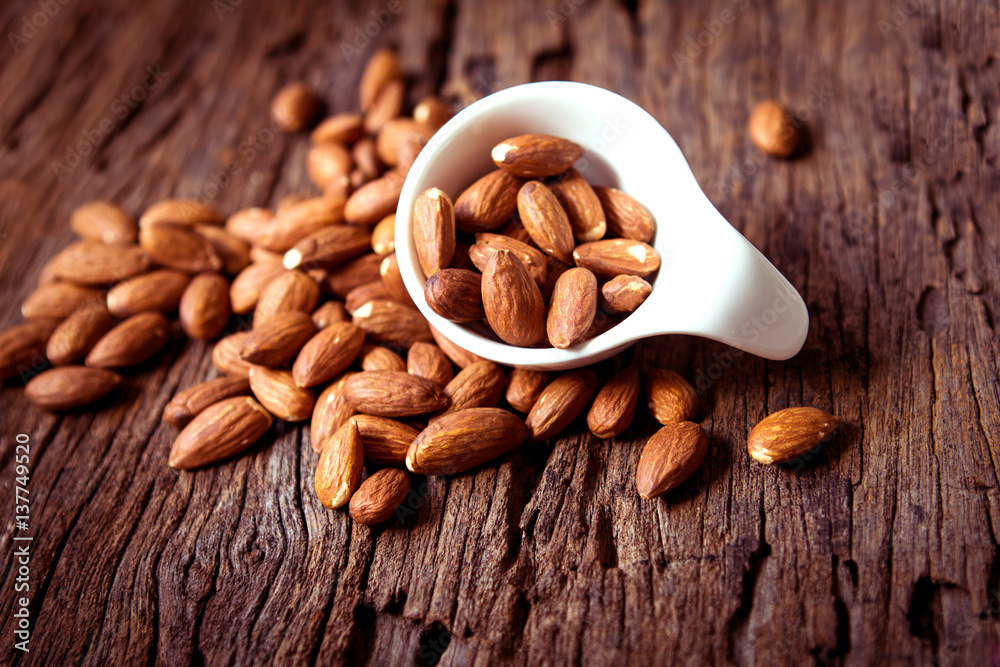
376,117,434,166
312,301,350,329
86,311,169,368
645,369,698,424
413,187,456,278
573,239,661,280
140,199,223,228
593,187,656,243
271,82,318,132
407,407,529,475
359,48,402,111
168,396,273,469
430,326,485,369
423,269,485,323
349,468,410,526
48,241,150,286
345,281,393,313
491,134,584,178
379,252,417,309
526,369,599,443
256,197,344,252
454,169,524,233
213,332,255,379
196,225,250,275
747,407,840,465
343,370,449,418
230,262,286,315
21,283,104,320
307,142,353,190
249,367,315,422
600,275,652,314
749,100,800,158
636,421,708,499
25,366,121,411
254,271,320,322
314,421,364,509
364,75,404,134
179,273,231,340
344,171,405,226
517,181,575,264
549,169,606,242
321,253,383,298
311,113,365,144
481,250,546,347
407,342,454,388
139,222,223,273
470,233,548,286
107,270,192,317
46,305,115,366
71,201,137,244
240,311,317,367
352,300,432,348
310,373,357,453
371,214,396,255
351,414,421,466
0,320,57,382
506,368,550,413
360,344,407,372
226,207,275,244
587,365,639,438
283,225,372,271
547,268,598,349
164,376,252,428
292,321,365,387
434,361,505,420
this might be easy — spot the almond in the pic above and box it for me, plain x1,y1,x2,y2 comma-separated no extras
164,376,252,428
48,241,150,285
46,304,115,366
549,169,606,242
636,421,708,498
371,214,396,255
21,283,104,320
311,113,365,144
249,367,315,422
292,321,365,387
344,171,405,226
240,311,317,367
413,95,451,128
254,270,320,322
168,396,273,469
429,325,484,369
491,134,584,178
349,468,410,526
310,372,357,452
352,137,384,180
106,269,191,317
213,332,255,379
747,407,840,464
315,421,364,509
749,100,800,158
139,199,223,228
517,181,575,264
587,365,639,438
230,262,287,315
196,225,251,275
572,239,660,279
283,225,372,271
352,300,432,348
360,48,402,111
85,311,169,368
644,369,698,424
593,186,655,243
179,273,231,340
413,187,456,278
271,82,318,132
321,253,383,297
139,222,222,273
360,344,407,372
363,77,404,134
376,118,434,166
433,360,505,420
525,369,598,443
70,201,137,244
407,342,453,387
25,366,121,411
351,414,420,466
600,274,652,314
307,142,354,190
423,269,484,323
406,407,529,475
345,281,393,313
256,197,345,252
454,169,524,233
225,207,276,244
0,320,57,382
546,268,597,349
505,368,550,413
481,250,546,347
312,301,349,329
378,253,417,309
342,370,449,417
469,233,548,286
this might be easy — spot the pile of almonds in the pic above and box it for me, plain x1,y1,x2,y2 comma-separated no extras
0,48,838,526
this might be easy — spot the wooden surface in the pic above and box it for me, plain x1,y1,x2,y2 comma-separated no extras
1,0,999,664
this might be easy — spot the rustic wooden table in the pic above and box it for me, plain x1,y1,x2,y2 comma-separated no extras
1,0,998,664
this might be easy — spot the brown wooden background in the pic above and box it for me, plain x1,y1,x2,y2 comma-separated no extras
1,0,998,664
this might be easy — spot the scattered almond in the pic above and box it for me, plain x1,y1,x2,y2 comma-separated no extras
407,408,529,475
70,201,137,244
349,468,410,526
249,366,315,422
636,421,708,498
525,369,598,443
46,304,115,366
314,420,364,509
179,273,231,340
342,370,448,417
292,321,365,387
85,311,169,368
644,369,698,424
240,311,317,367
587,365,639,438
747,407,839,464
169,396,273,469
164,375,252,428
272,82,319,132
25,366,121,411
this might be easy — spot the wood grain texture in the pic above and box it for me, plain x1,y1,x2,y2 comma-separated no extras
1,0,999,664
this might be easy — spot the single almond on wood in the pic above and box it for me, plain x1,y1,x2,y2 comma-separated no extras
407,342,453,388
0,320,57,382
636,421,708,498
547,267,598,349
587,365,639,438
407,407,529,475
70,201,137,244
310,373,357,453
311,112,365,144
315,420,364,509
254,270,320,322
25,366,121,411
749,100,800,158
48,241,150,286
342,370,449,417
517,181,575,264
481,250,546,347
213,332,255,379
21,283,104,320
359,344,406,372
491,134,584,178
470,233,548,286
321,253,383,297
351,414,421,466
600,274,652,314
292,321,365,387
283,225,372,271
139,222,222,273
434,360,505,421
413,187,456,278
46,304,115,366
256,197,345,252
107,269,191,317
169,396,273,469
352,299,432,348
454,169,524,233
349,468,410,526
249,367,315,422
164,376,252,428
344,171,405,226
593,186,656,243
747,407,839,464
85,311,169,368
230,262,287,315
179,273,231,340
549,169,606,242
506,368,550,413
271,82,318,132
241,311,317,367
423,269,485,323
572,239,660,280
139,199,223,228
525,369,599,443
644,369,698,424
